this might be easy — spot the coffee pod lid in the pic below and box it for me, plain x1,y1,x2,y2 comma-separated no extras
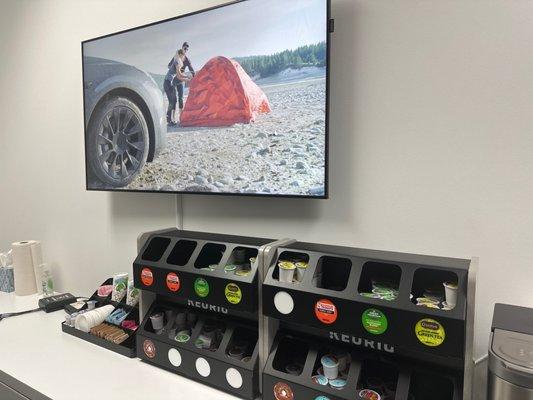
321,355,339,368
278,261,296,270
361,292,382,299
329,378,346,388
235,269,251,276
359,389,381,400
295,261,308,269
285,363,303,375
443,281,458,289
312,375,329,386
242,356,251,363
224,264,237,272
175,334,190,343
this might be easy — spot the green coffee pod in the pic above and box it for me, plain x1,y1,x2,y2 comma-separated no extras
175,334,190,343
224,264,237,273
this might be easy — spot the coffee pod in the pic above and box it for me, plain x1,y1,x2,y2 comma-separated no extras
359,389,381,400
242,356,251,363
321,355,339,380
295,261,308,282
150,312,165,331
333,351,350,373
175,312,187,326
443,281,458,308
167,328,177,339
228,347,245,360
285,363,303,375
175,333,190,343
233,248,247,264
278,261,296,283
187,312,197,327
329,378,346,390
224,264,237,273
312,375,329,386
197,334,213,349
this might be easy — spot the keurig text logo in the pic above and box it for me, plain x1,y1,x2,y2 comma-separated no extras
415,318,446,347
141,267,153,286
329,331,395,353
314,299,338,324
225,283,242,304
166,272,181,292
187,299,228,314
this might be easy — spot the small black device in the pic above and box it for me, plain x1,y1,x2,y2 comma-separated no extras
38,293,77,313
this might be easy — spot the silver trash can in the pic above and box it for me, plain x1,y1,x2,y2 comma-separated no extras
488,304,533,400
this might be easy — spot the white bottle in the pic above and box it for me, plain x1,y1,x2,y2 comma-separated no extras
40,263,54,296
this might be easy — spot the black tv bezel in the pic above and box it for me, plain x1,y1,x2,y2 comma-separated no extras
82,0,331,199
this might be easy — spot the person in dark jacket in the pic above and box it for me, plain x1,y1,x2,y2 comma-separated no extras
169,42,195,120
164,49,190,126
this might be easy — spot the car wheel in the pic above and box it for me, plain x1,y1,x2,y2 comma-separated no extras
87,96,149,187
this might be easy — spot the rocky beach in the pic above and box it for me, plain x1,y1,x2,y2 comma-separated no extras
125,76,326,196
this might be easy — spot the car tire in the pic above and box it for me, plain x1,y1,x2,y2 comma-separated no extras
87,96,149,187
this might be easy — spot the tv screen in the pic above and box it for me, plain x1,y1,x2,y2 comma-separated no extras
83,0,330,198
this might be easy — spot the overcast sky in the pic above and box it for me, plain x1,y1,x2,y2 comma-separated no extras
83,0,327,75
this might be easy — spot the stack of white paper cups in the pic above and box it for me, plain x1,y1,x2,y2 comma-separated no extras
75,305,114,332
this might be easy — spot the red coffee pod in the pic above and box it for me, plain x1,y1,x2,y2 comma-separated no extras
315,299,338,324
166,272,181,292
359,389,381,400
273,382,294,400
141,268,154,286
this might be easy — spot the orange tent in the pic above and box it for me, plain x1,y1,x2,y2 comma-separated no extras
180,56,271,127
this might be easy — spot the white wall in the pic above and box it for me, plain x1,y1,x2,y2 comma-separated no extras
180,0,533,359
2,0,533,361
0,0,226,295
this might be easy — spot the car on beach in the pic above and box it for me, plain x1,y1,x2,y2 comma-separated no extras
83,56,167,187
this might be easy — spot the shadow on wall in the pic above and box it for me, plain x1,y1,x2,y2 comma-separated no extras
109,191,176,224
181,0,360,228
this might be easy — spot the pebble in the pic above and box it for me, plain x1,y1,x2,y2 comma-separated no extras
256,147,271,156
309,186,325,196
184,184,220,192
194,175,208,185
219,176,234,185
295,161,309,170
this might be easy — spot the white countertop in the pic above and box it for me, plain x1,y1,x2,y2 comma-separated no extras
0,292,240,400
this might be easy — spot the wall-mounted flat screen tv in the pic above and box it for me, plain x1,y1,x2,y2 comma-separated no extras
83,0,330,198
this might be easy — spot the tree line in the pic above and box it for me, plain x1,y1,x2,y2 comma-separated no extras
235,41,326,79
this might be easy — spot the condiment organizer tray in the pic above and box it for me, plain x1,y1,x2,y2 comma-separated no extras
133,230,273,316
262,242,471,369
262,331,462,400
61,278,139,358
137,300,259,399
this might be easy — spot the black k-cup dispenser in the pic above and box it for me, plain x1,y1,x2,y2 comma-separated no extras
260,241,477,400
134,229,273,399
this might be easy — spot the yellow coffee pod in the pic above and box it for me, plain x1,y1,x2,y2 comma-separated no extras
278,261,296,270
